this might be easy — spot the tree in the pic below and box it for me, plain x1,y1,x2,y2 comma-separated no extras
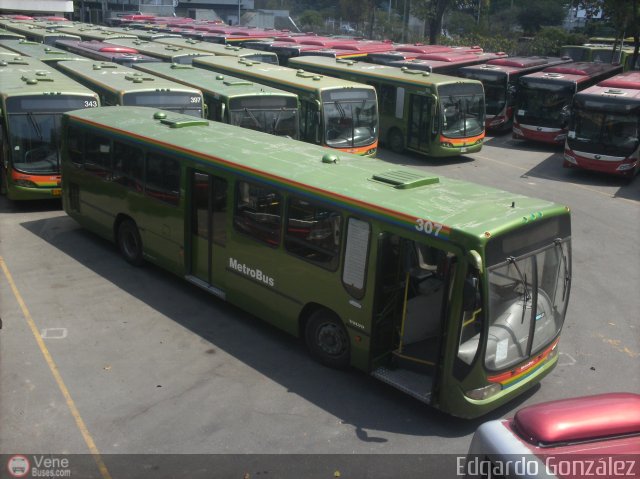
298,10,324,31
578,0,639,69
515,0,565,34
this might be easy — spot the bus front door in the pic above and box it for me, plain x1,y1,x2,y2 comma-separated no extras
407,94,431,153
188,170,228,296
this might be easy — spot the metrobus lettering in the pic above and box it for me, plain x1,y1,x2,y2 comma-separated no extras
228,257,274,287
415,218,443,236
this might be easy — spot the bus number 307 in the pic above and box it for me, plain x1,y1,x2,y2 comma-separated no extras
84,100,99,108
415,218,443,236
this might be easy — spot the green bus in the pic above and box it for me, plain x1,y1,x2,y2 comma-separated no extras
288,56,486,158
193,56,379,156
60,106,572,418
0,28,25,40
153,37,279,64
0,55,100,200
0,39,87,64
105,38,210,64
0,22,80,44
56,25,137,42
133,62,299,138
560,44,639,71
56,61,204,117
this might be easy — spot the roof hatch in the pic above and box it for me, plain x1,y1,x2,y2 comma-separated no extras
372,170,439,189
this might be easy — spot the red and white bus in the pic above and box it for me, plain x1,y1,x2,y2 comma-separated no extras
464,393,640,478
564,71,640,177
459,56,572,133
299,40,396,60
55,39,158,67
513,62,623,145
388,50,508,75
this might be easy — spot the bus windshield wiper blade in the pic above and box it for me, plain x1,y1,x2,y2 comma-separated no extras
507,256,531,323
27,112,43,140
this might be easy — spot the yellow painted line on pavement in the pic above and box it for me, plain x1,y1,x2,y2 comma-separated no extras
0,256,112,479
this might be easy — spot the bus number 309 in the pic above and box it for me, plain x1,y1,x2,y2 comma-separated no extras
84,100,99,108
415,218,443,236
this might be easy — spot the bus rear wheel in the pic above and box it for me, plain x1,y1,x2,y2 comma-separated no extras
388,129,404,153
305,309,350,369
117,218,144,266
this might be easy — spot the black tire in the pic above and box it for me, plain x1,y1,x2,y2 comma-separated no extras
388,129,404,153
117,219,144,266
305,310,350,369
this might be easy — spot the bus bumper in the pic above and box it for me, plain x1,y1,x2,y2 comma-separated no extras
564,149,639,177
7,185,62,201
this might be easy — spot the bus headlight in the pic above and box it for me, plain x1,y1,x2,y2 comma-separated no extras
512,127,523,137
441,141,454,148
14,179,38,188
489,116,505,126
465,383,502,400
563,153,577,165
554,134,567,142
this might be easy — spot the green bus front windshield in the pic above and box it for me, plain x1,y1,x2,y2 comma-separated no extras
321,88,377,148
6,95,96,175
123,91,203,117
568,99,640,157
438,83,485,138
228,96,299,138
458,216,571,372
517,80,574,128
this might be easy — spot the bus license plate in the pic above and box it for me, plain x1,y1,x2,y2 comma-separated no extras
460,147,468,153
52,188,62,197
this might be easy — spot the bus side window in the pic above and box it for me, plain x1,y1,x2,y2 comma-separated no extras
66,125,84,166
112,141,143,192
378,83,396,116
342,217,371,299
285,196,341,270
84,132,111,178
234,181,282,247
145,153,180,206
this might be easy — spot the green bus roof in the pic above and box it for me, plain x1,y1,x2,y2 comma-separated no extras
0,55,97,98
0,28,25,40
0,39,87,63
56,60,203,97
288,55,484,91
104,38,210,62
56,25,137,41
64,106,567,244
192,56,378,96
94,26,182,41
132,62,299,100
154,37,279,62
0,21,81,38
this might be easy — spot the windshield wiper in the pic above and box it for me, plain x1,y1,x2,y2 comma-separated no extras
507,256,531,324
27,112,43,141
243,108,262,129
554,239,570,302
271,109,282,135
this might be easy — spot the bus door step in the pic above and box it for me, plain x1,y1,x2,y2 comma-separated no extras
185,275,226,300
371,366,432,404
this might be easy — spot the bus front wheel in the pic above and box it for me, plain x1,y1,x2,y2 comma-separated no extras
388,129,404,153
305,309,350,369
117,218,144,266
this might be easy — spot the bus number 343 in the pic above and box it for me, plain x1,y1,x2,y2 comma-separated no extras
84,100,99,108
415,218,443,236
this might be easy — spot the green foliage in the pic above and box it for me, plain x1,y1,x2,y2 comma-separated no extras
516,0,566,34
298,10,325,30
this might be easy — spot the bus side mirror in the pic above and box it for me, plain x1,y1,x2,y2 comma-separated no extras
507,84,517,101
220,103,225,121
315,99,322,143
